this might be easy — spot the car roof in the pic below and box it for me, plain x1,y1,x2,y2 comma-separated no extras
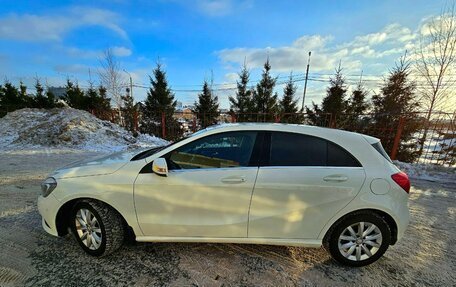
197,123,370,140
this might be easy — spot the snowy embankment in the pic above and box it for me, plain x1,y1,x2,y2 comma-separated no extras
394,160,455,184
0,108,168,152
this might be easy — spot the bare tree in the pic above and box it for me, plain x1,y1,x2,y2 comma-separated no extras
416,4,456,153
98,48,125,110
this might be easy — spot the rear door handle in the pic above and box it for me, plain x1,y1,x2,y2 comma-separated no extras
221,176,246,184
323,175,348,182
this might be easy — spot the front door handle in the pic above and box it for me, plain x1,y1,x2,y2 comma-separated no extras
323,175,348,182
221,176,246,184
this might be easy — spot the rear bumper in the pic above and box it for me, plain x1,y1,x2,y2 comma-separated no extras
37,194,61,237
395,200,410,242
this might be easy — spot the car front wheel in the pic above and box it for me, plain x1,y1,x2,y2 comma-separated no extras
71,200,125,256
325,212,391,267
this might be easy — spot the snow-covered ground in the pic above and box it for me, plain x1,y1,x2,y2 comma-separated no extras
410,130,455,164
395,160,456,184
0,108,168,152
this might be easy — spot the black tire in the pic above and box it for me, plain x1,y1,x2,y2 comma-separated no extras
70,200,125,257
324,211,391,267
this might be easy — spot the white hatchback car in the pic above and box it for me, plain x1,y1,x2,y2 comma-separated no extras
38,123,410,266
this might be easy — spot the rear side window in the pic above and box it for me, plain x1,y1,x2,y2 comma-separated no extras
269,132,361,167
270,132,326,166
371,142,392,163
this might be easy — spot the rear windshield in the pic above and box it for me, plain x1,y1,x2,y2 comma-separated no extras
371,142,392,163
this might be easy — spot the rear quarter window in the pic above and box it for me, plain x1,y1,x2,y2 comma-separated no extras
327,142,362,167
371,142,392,163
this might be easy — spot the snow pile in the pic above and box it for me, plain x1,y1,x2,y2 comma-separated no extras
395,161,456,183
0,108,168,152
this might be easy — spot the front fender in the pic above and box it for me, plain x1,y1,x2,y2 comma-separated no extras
52,172,143,237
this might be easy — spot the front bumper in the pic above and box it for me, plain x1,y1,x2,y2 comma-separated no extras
37,194,61,237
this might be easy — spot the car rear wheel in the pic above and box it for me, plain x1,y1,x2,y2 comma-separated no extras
71,200,125,256
324,212,391,267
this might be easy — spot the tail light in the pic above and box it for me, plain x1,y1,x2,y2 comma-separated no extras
391,172,410,193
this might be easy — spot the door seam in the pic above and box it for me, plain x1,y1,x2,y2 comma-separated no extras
246,167,260,237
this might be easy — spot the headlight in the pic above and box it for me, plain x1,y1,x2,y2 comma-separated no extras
41,177,57,197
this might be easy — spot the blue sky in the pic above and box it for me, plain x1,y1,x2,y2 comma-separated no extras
0,0,448,108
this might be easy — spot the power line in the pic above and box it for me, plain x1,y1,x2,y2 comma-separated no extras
7,71,455,95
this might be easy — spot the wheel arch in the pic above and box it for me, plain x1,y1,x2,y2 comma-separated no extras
55,197,135,240
322,208,398,245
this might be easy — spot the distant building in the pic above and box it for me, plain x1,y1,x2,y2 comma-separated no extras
173,107,194,121
183,104,195,110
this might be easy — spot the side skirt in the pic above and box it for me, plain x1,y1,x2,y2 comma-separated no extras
135,236,322,248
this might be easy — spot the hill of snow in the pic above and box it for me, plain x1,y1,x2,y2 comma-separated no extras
0,108,167,152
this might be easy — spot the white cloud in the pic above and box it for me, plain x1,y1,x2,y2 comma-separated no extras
63,46,132,59
218,35,361,73
348,24,416,49
354,31,387,46
0,7,127,42
217,21,423,75
54,64,94,74
170,0,253,17
197,0,233,16
111,46,132,57
351,46,376,57
65,47,103,59
224,72,238,82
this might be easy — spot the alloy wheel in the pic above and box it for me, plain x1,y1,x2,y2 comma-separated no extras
75,208,103,250
338,221,383,261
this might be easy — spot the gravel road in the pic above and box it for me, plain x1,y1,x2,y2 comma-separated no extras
0,150,455,287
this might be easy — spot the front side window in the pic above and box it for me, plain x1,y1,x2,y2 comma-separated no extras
166,131,257,170
269,132,361,167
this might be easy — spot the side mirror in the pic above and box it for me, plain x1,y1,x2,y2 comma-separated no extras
152,158,168,176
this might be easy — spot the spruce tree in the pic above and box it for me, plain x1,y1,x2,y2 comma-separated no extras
121,88,137,133
45,86,56,109
229,63,253,122
345,82,369,131
63,80,86,110
140,63,181,139
18,81,33,107
85,85,98,112
321,66,348,125
253,59,278,121
0,84,3,117
279,73,302,123
370,56,420,162
95,85,112,120
306,65,347,127
194,80,220,128
34,80,48,108
0,81,24,112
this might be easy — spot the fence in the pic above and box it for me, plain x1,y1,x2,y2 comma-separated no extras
156,110,456,167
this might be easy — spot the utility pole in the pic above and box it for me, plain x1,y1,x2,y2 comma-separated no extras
301,51,311,111
123,69,133,99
